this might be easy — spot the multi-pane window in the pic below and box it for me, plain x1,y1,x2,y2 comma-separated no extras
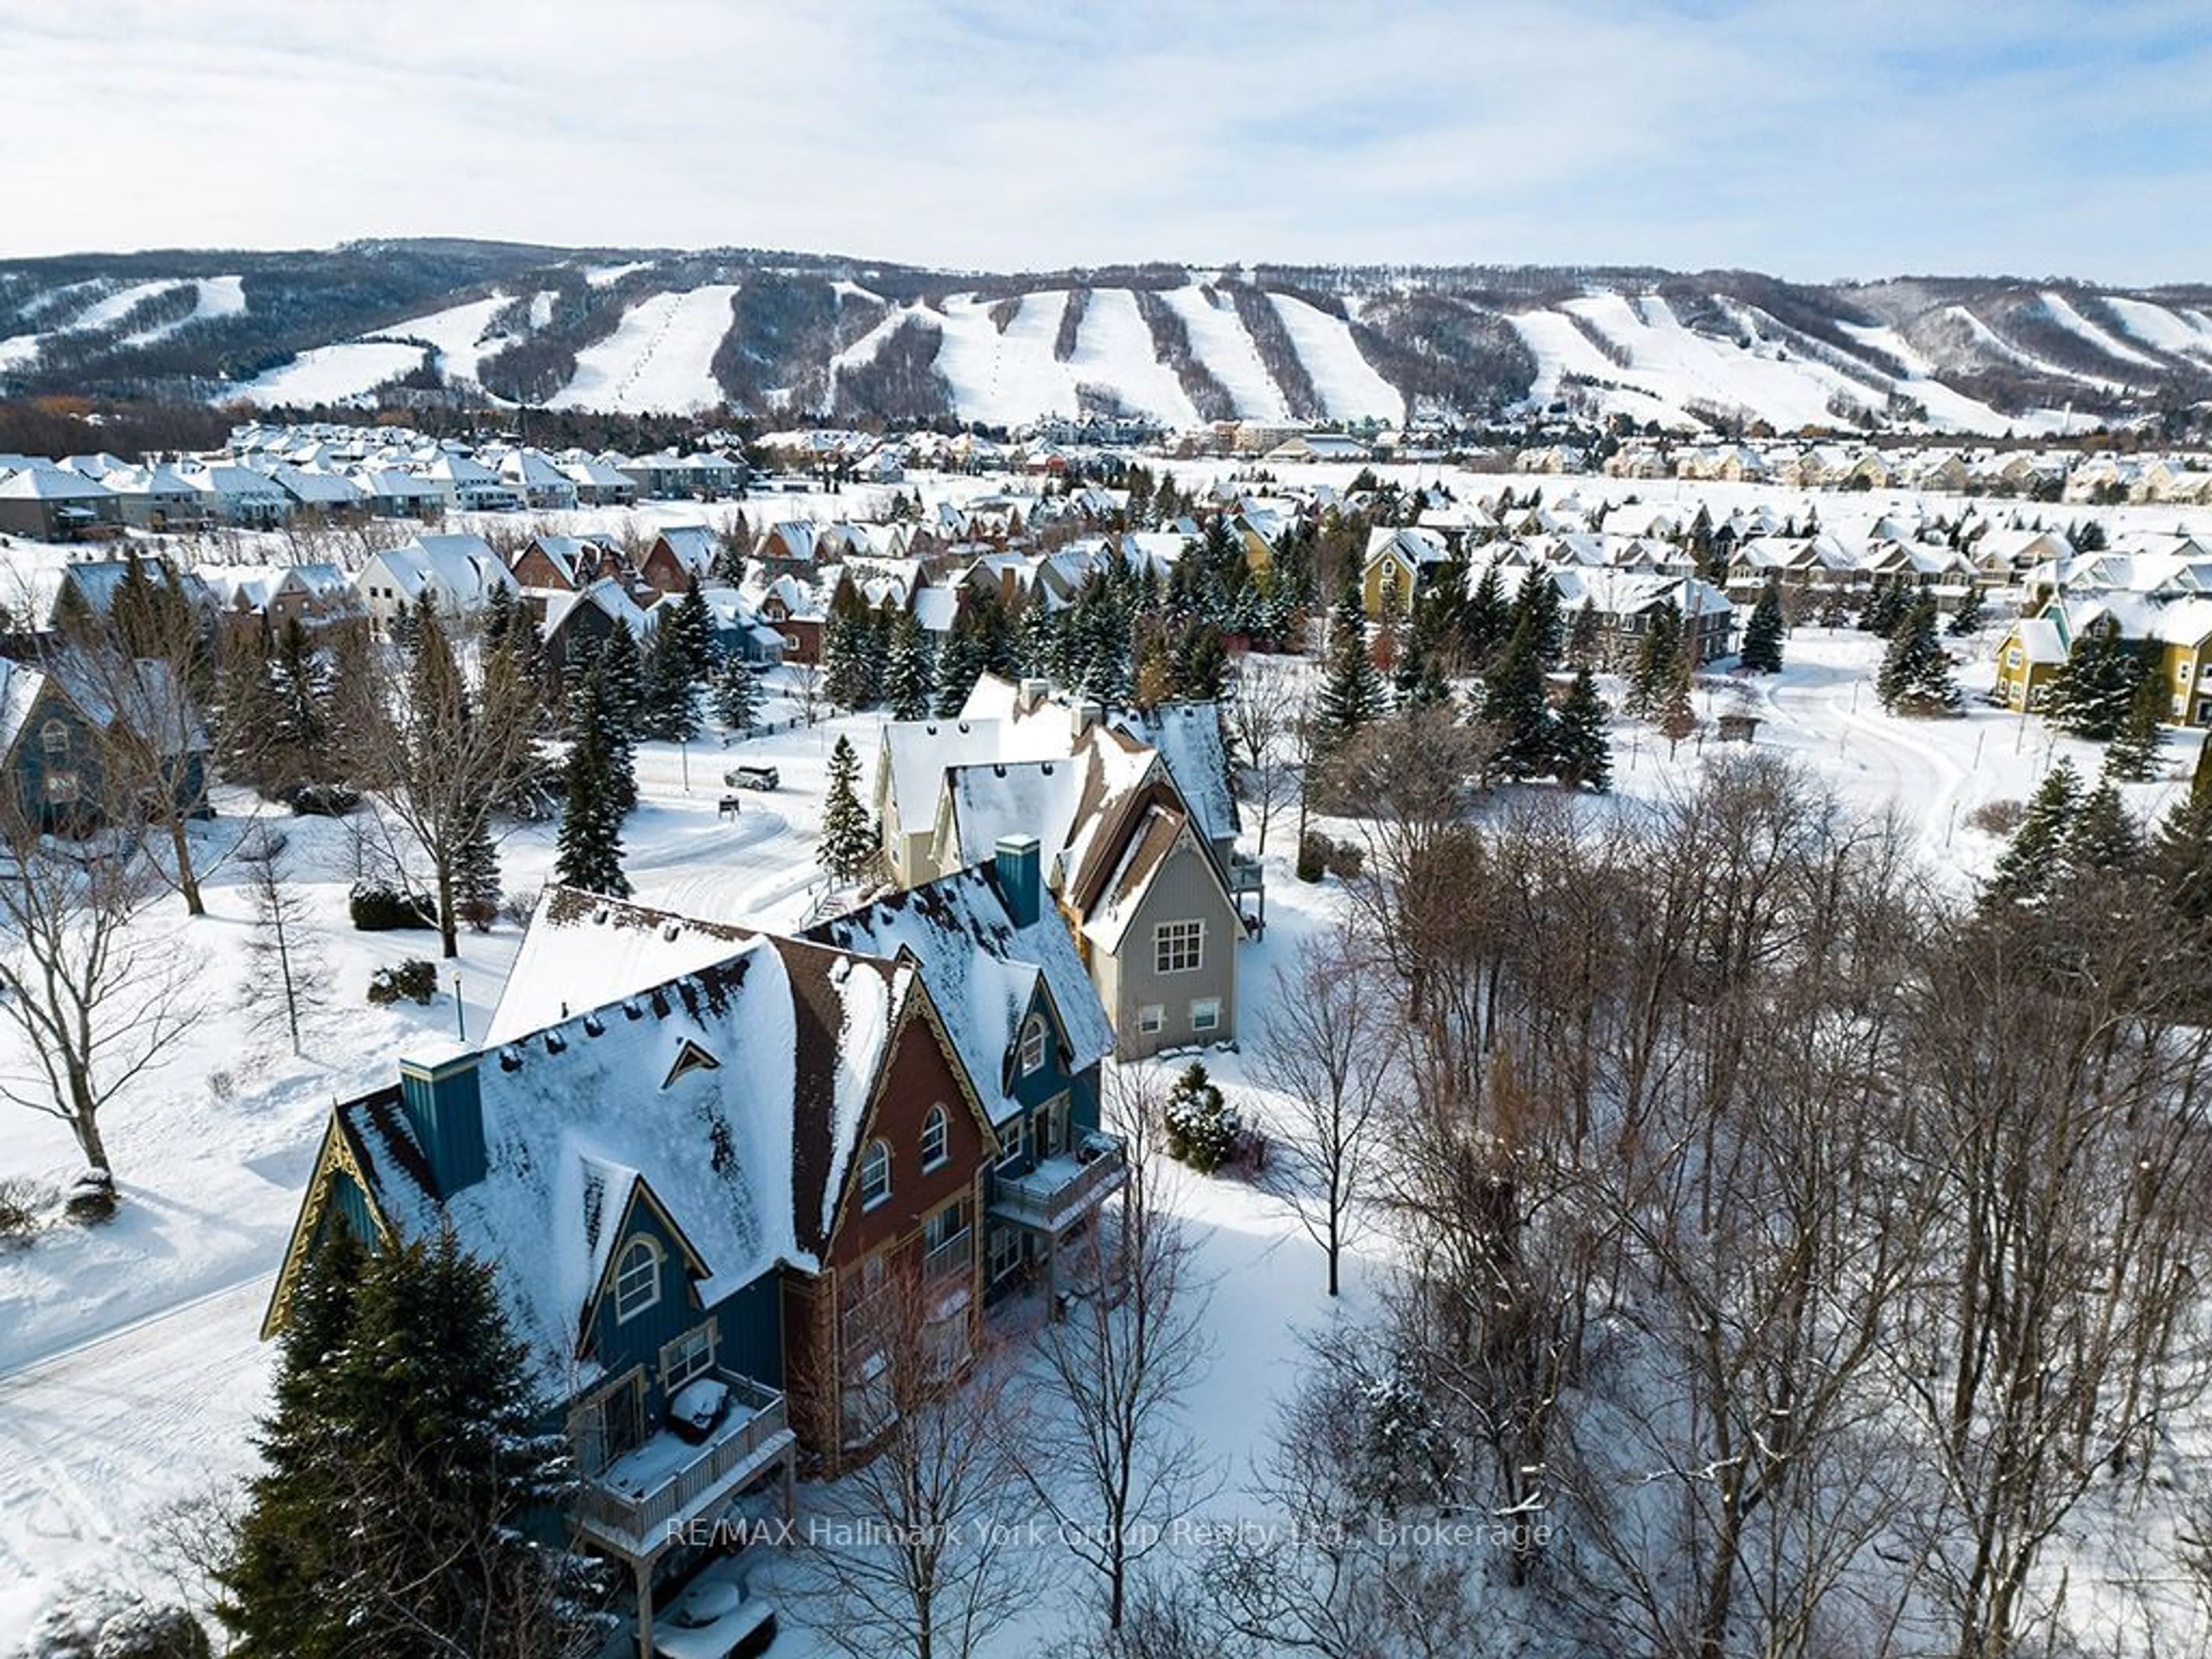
921,1104,949,1171
1138,1005,1165,1035
661,1325,714,1392
1191,998,1222,1033
997,1112,1025,1168
1020,1015,1048,1075
614,1238,660,1323
860,1139,891,1209
1155,919,1205,975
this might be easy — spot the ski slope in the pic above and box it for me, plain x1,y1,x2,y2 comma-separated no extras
118,275,247,347
373,292,513,384
932,292,1084,427
551,284,740,413
1266,292,1402,422
2040,291,2165,371
71,280,188,334
1064,288,1202,427
1160,283,1291,421
228,340,426,405
2103,296,2212,360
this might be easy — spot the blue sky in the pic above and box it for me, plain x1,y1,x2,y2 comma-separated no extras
1,0,2204,285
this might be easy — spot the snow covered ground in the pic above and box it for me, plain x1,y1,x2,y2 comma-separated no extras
118,276,247,350
7,463,2212,1649
550,285,740,414
370,292,514,385
1160,282,1291,422
225,340,427,406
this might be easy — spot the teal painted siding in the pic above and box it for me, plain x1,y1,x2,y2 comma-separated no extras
324,1168,377,1245
583,1202,701,1416
397,1057,487,1192
712,1272,785,1390
988,984,1104,1183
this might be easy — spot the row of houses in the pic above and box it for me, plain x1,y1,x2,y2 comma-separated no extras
1993,534,2212,725
1561,435,2212,503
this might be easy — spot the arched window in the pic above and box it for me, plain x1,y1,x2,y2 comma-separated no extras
860,1139,892,1209
613,1237,660,1323
39,719,69,759
921,1104,949,1171
1020,1014,1047,1077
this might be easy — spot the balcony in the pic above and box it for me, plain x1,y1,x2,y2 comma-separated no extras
1229,851,1265,895
922,1225,974,1286
990,1132,1128,1234
574,1370,794,1559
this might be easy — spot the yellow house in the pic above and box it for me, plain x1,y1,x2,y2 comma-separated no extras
1993,612,2071,712
1999,597,2212,726
1361,527,1451,618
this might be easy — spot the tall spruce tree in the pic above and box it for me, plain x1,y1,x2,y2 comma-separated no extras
1463,560,1512,670
1984,759,2082,908
1512,564,1565,671
639,626,700,743
1740,585,1786,673
2150,744,2212,922
668,574,716,682
2105,668,2167,782
595,616,646,740
710,652,761,734
1876,595,1960,713
819,734,876,881
1554,668,1612,791
2063,777,2142,874
556,675,632,897
1949,587,1986,637
1631,599,1685,714
1313,580,1386,756
1482,611,1555,780
453,809,501,931
218,1229,600,1658
883,609,937,721
2046,618,2145,741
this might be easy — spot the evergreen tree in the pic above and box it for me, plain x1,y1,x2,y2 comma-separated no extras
668,575,717,683
1984,759,2082,908
1462,560,1512,669
819,734,876,882
1482,612,1555,781
1510,564,1565,671
2046,618,2144,741
934,623,986,717
2149,745,2212,922
1740,585,1786,673
639,626,700,743
1860,575,1910,639
1553,668,1612,791
1565,601,1601,668
218,1229,598,1658
1631,599,1685,714
214,630,282,791
710,652,761,734
1948,587,1986,637
556,672,632,896
1876,595,1960,713
595,616,646,740
453,811,501,931
2105,668,2167,782
883,609,937,721
480,580,518,654
1313,580,1385,756
2062,777,2141,874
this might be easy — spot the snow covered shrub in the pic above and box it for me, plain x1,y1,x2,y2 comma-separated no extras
1163,1063,1239,1175
282,781,361,818
367,959,438,1006
1967,798,2027,836
348,882,437,932
1297,830,1332,883
0,1175,56,1241
18,1584,210,1657
64,1170,117,1225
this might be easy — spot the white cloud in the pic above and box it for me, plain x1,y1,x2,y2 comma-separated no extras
0,0,2201,283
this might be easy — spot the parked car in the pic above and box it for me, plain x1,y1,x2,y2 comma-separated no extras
654,1560,776,1658
724,764,779,791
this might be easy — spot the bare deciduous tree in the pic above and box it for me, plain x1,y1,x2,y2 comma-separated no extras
238,830,328,1055
1018,1072,1219,1631
0,812,202,1179
1252,922,1397,1297
1225,659,1298,859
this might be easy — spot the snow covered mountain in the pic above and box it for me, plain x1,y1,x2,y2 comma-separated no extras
2,241,2207,434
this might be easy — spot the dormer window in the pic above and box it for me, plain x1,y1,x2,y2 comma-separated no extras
922,1104,949,1172
613,1237,661,1323
664,1038,720,1089
1020,1015,1048,1077
860,1139,892,1210
39,719,69,759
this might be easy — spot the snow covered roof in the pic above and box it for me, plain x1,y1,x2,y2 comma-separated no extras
1112,701,1238,846
340,888,933,1376
805,863,1113,1126
0,463,112,502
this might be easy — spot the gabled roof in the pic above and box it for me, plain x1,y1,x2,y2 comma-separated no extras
805,863,1113,1124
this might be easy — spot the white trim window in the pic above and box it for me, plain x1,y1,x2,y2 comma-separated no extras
860,1139,892,1210
1020,1014,1048,1076
997,1112,1026,1169
661,1324,714,1392
613,1237,661,1323
921,1104,949,1172
988,1224,1022,1283
1155,919,1205,975
1190,998,1222,1034
1137,1004,1165,1035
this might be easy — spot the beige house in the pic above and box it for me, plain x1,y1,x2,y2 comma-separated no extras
874,678,1250,1059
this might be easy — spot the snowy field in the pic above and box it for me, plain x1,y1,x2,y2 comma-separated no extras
6,463,2212,1648
549,285,741,415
